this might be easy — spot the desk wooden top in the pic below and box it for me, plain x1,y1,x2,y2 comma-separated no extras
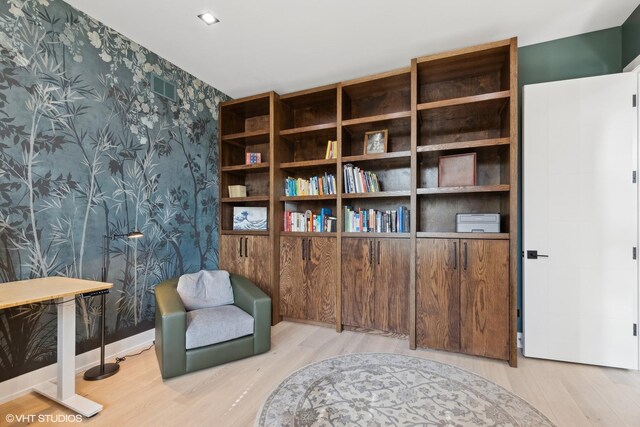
0,277,112,309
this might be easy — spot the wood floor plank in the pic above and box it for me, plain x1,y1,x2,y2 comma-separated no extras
1,321,640,426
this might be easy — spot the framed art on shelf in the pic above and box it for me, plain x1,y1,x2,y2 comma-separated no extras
438,152,477,187
233,207,268,230
363,130,388,155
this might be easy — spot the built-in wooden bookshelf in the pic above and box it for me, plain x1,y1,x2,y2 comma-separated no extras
218,92,279,324
218,38,518,366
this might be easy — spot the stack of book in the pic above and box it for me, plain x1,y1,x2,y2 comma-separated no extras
284,174,336,197
343,206,409,233
343,164,380,193
284,208,337,232
325,140,337,159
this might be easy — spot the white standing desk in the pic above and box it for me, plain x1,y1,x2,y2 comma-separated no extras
0,277,112,417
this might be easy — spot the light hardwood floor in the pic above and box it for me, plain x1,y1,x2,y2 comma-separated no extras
2,321,640,426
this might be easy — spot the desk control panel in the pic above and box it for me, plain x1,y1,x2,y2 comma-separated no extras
81,289,110,298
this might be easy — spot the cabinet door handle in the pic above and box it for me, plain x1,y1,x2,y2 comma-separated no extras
453,241,457,270
377,240,381,265
463,242,468,271
239,237,243,258
307,238,312,261
369,240,373,265
244,237,248,259
302,238,306,261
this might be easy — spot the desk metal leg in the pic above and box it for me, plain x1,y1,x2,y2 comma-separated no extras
33,296,103,417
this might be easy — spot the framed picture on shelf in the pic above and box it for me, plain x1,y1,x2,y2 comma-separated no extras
363,130,388,155
438,152,477,187
233,207,267,230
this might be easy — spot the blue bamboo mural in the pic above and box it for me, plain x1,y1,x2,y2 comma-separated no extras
0,0,229,381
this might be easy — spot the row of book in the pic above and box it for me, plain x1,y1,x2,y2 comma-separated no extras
284,208,337,233
343,164,380,193
343,206,410,233
284,174,337,197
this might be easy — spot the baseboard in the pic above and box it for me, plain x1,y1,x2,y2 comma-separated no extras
0,329,155,404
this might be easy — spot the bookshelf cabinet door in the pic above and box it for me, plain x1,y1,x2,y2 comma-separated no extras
341,238,375,329
219,235,244,276
416,238,460,352
245,236,272,299
279,236,307,319
374,239,410,334
460,239,509,360
306,237,337,324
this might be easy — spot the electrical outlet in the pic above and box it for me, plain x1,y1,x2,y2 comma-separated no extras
517,332,523,349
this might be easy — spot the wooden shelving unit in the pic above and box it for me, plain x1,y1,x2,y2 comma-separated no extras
342,111,411,127
218,38,519,366
417,138,510,154
417,185,510,195
221,129,270,144
221,163,270,173
342,232,411,239
277,85,340,327
220,196,271,203
280,123,337,136
416,231,509,240
414,38,517,366
218,92,279,324
279,194,337,201
280,158,337,170
342,190,411,199
280,231,337,237
220,230,270,236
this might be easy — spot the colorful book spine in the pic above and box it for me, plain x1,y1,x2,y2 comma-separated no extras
343,164,380,194
284,174,337,197
283,209,335,232
342,206,409,233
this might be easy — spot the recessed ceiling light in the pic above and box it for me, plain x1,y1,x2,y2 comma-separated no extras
198,11,219,25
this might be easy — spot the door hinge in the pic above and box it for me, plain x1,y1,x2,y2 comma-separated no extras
634,94,637,107
634,171,637,183
634,323,637,337
634,247,637,260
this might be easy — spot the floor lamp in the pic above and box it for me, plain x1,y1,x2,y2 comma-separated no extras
84,230,144,381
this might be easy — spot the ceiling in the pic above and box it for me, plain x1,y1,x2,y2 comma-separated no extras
63,0,639,98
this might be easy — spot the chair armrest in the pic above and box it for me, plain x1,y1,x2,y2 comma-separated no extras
230,274,271,354
154,278,187,379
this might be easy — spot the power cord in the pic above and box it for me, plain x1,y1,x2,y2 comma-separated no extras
115,342,154,364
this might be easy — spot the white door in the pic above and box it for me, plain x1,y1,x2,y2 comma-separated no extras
523,73,639,369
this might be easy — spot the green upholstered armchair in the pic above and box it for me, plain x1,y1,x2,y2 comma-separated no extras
154,273,271,380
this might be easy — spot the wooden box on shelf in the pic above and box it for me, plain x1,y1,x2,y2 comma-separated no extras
438,153,477,187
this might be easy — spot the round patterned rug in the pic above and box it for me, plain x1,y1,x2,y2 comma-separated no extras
256,353,554,427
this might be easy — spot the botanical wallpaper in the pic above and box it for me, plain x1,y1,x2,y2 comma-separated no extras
0,0,229,381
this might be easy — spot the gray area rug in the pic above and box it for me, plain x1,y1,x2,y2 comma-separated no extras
256,353,554,426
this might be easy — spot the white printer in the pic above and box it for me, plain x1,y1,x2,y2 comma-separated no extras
456,213,500,233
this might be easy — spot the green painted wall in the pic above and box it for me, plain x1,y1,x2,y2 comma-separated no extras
519,27,622,86
622,3,640,68
516,27,623,331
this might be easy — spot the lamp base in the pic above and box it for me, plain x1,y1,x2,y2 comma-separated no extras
83,362,119,381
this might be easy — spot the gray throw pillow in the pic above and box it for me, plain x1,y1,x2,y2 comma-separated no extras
176,270,234,311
